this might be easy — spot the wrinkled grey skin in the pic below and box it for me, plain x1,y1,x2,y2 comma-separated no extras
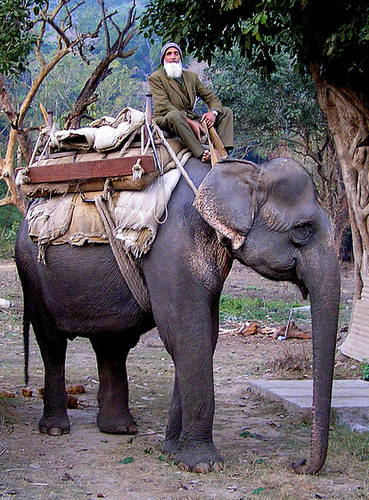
15,157,340,475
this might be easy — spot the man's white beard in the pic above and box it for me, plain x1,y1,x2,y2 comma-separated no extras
164,61,183,79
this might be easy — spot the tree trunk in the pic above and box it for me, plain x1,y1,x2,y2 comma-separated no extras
0,75,30,215
310,63,369,301
0,75,34,165
0,128,29,216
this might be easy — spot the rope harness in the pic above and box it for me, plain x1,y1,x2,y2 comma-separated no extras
94,182,152,313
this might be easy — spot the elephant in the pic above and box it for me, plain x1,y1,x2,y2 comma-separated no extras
15,156,340,475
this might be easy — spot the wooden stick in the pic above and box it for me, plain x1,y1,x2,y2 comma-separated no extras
201,119,228,167
145,93,153,126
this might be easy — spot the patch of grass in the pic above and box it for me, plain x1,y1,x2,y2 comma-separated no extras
334,357,366,380
329,424,369,467
219,294,304,324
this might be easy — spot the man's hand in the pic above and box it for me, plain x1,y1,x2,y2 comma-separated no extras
201,110,217,128
186,118,205,141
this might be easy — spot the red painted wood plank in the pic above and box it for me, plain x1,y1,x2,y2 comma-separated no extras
20,155,155,184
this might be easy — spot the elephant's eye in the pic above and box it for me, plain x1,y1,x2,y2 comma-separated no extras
290,223,314,246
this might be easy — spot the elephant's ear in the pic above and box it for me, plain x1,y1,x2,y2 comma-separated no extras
193,161,258,250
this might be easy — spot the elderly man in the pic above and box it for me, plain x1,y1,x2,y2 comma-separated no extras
149,42,234,162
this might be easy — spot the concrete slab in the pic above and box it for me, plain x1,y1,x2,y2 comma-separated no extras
247,379,369,418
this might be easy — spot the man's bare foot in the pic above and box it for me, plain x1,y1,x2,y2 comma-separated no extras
201,149,211,162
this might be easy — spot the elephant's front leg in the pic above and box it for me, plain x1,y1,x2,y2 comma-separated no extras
162,305,221,471
160,321,223,473
162,376,182,457
174,344,222,472
90,336,137,434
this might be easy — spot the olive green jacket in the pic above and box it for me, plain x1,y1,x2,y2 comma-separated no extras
149,68,222,120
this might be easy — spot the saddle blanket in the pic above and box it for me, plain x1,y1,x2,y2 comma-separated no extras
27,168,183,261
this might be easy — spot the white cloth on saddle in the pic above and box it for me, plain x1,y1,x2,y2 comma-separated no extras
114,168,181,258
50,107,145,152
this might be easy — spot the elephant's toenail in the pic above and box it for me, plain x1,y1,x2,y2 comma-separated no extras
48,427,63,436
177,462,191,472
212,462,224,473
193,462,211,474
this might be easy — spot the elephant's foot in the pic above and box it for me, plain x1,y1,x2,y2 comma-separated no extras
162,437,179,458
97,410,138,435
39,413,70,436
174,442,224,474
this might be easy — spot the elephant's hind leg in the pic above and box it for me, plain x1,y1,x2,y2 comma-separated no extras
37,332,70,436
90,336,137,434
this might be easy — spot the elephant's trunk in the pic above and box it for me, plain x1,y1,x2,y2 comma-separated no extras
293,239,340,475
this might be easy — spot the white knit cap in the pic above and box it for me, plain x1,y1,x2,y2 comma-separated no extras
160,42,183,65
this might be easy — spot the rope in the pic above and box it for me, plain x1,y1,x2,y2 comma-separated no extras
118,129,139,157
94,192,151,313
152,123,198,195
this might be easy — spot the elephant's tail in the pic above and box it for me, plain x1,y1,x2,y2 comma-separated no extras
23,305,30,386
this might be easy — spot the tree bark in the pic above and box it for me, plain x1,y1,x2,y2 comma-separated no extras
0,74,33,164
310,63,369,301
0,75,30,215
0,129,29,216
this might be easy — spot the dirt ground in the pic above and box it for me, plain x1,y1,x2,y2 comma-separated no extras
0,258,368,500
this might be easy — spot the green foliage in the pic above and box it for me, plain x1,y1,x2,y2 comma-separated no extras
140,0,369,94
0,239,15,259
219,294,303,324
362,361,369,381
0,0,45,76
4,220,20,244
206,48,325,159
0,180,22,258
118,456,134,464
330,424,369,463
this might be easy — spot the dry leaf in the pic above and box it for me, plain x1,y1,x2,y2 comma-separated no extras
237,322,259,336
66,385,85,395
0,391,15,398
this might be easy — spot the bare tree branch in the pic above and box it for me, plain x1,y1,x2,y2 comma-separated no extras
64,1,137,129
42,14,71,48
98,0,111,52
0,195,13,208
0,127,29,215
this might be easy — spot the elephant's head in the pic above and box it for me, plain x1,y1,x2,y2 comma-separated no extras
194,158,341,474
